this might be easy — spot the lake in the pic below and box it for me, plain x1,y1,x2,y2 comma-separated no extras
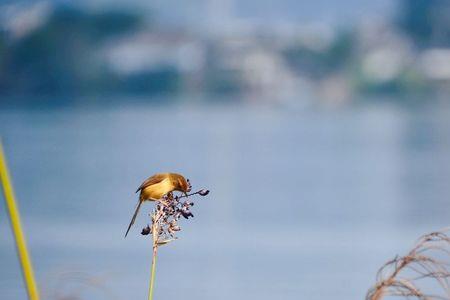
1,100,450,300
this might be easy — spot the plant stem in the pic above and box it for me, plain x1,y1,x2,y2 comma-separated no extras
148,244,158,300
148,206,161,300
0,142,40,300
178,190,201,199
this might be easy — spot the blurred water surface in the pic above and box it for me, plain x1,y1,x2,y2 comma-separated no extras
0,100,450,300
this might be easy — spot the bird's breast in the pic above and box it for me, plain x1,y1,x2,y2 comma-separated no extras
141,178,175,201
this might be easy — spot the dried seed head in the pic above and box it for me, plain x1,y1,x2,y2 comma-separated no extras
168,221,181,233
199,189,209,196
157,238,176,246
180,208,194,219
143,184,209,242
183,201,194,208
141,225,151,235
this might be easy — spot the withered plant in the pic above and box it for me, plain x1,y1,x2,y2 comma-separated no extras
367,229,450,300
142,186,210,300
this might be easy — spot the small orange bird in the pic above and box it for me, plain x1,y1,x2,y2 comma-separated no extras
125,173,190,237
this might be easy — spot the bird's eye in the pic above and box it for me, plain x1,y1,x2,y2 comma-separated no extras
186,179,192,192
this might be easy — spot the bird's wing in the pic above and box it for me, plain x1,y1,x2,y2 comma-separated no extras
135,173,167,193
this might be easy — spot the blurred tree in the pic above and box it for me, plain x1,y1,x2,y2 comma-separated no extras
0,30,7,92
282,30,355,79
397,0,450,47
0,5,143,96
115,67,181,95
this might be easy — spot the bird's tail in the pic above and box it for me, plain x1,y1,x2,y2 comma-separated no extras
125,199,143,238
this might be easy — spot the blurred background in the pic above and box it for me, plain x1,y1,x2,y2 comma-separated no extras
0,0,450,299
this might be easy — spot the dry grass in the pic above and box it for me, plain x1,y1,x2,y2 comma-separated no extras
367,229,450,300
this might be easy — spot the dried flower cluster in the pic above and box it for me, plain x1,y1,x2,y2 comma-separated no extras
366,229,450,300
142,178,210,300
141,188,210,245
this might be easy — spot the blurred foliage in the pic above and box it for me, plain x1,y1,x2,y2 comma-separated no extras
204,70,243,95
397,0,450,47
116,67,181,94
355,69,429,96
0,5,181,97
1,1,450,101
282,30,355,79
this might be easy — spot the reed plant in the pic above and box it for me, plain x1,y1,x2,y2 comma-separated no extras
140,188,209,300
0,142,40,300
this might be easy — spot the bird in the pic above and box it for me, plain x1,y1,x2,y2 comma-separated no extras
125,173,190,237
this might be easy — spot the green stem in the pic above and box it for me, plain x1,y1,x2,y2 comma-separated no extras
148,245,158,300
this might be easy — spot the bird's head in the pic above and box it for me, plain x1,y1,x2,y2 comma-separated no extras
174,174,191,194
